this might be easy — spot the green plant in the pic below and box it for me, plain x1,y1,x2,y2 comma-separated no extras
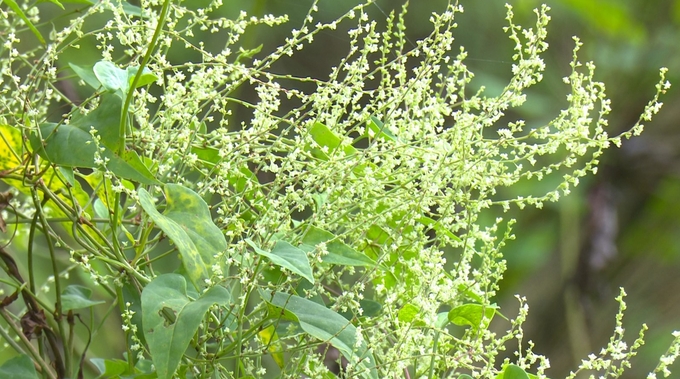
0,0,677,378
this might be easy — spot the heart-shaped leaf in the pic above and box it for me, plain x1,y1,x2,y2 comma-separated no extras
93,61,157,99
138,184,226,288
29,95,160,185
61,285,105,311
142,274,230,379
69,63,101,90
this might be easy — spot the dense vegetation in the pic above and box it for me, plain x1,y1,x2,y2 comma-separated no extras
0,1,677,378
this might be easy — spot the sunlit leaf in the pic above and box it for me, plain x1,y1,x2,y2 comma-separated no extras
257,325,285,368
397,303,420,323
448,303,497,331
2,125,94,221
0,124,23,172
309,121,357,159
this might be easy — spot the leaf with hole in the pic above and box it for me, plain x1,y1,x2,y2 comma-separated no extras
142,274,230,379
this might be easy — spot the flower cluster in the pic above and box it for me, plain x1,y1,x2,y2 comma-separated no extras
0,0,675,378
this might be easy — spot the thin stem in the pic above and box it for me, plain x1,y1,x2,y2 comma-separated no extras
0,308,57,379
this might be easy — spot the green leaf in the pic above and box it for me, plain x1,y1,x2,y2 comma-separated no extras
359,299,382,318
0,355,39,379
83,171,134,212
367,116,399,142
257,325,285,368
29,95,160,185
339,298,382,320
93,61,128,95
417,216,462,243
495,364,530,379
397,303,420,323
261,291,378,379
91,358,129,378
93,61,157,99
138,184,226,288
307,122,364,173
61,285,105,311
457,284,484,304
301,225,376,267
69,63,102,90
309,122,357,156
122,149,157,182
448,303,497,331
37,0,64,9
3,0,45,44
0,124,23,171
2,125,95,222
142,274,230,379
114,0,144,17
235,44,263,62
457,375,473,379
127,65,158,88
245,239,314,284
435,312,449,328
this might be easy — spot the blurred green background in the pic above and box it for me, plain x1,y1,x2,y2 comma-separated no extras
17,0,680,376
